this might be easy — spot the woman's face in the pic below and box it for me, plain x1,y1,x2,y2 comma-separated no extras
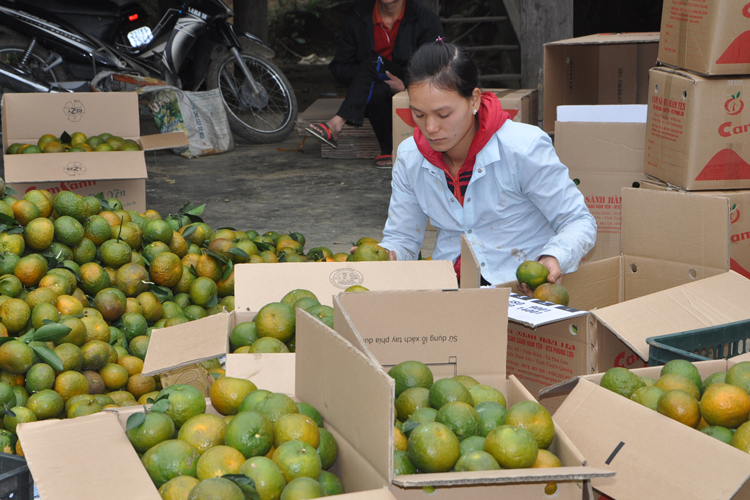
408,82,480,154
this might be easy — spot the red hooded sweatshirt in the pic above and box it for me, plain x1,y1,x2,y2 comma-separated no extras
413,92,509,280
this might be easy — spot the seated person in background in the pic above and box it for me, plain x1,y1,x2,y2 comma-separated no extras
305,0,443,168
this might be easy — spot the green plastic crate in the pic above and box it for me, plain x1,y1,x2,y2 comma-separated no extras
0,454,32,500
646,319,750,366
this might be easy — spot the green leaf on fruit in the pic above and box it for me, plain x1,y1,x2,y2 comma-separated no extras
185,204,206,216
401,419,421,434
150,399,170,413
4,187,16,196
181,224,198,239
3,406,15,418
221,260,233,281
60,131,72,145
30,345,64,371
32,320,71,342
207,294,219,308
227,247,249,260
150,285,174,303
126,412,146,431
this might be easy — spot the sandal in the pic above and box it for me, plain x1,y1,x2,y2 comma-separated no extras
373,154,393,169
304,122,338,148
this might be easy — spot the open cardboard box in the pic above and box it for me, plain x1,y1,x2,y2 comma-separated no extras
1,92,188,212
331,287,614,499
543,33,659,133
15,311,403,500
540,353,750,499
142,260,458,392
555,105,647,262
462,187,739,411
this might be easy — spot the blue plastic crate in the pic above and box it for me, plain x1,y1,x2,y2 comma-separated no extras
0,454,33,500
646,319,750,366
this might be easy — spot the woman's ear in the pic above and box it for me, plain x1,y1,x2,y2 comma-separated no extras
472,88,481,109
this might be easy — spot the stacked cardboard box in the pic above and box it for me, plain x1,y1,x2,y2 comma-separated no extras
1,92,187,212
643,0,750,277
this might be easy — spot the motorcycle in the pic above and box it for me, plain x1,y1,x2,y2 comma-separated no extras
0,0,298,143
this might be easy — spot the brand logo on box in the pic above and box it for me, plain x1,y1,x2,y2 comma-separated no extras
63,162,86,177
716,5,750,64
614,350,642,368
329,268,364,289
726,93,744,115
731,204,741,224
24,180,97,195
63,100,85,122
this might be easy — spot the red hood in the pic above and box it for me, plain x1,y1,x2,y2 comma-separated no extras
414,92,509,177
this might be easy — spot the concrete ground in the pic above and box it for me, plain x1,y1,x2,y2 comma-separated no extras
139,63,437,257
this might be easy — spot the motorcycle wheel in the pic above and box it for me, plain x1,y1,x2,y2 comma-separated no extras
0,36,66,91
206,50,298,144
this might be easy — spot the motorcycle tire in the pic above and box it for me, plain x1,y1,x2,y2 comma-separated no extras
0,36,67,91
206,50,298,144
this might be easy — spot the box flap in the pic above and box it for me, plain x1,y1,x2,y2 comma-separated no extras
3,151,148,184
295,311,394,491
557,122,645,174
593,271,750,361
2,92,140,146
553,379,750,499
459,234,481,288
139,131,190,151
557,104,647,123
333,288,509,387
336,490,398,500
392,466,612,487
621,188,730,300
17,412,161,500
234,261,458,310
545,33,660,47
224,353,296,396
142,311,231,376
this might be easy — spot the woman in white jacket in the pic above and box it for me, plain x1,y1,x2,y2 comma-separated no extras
378,40,597,286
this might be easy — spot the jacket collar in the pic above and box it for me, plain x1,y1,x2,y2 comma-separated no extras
355,0,418,23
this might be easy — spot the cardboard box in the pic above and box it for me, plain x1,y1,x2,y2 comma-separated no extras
331,287,613,498
142,260,459,384
555,105,647,262
1,92,188,212
541,354,750,499
463,187,738,412
543,33,660,133
657,0,750,76
15,311,402,500
641,177,750,279
392,88,538,159
644,67,750,190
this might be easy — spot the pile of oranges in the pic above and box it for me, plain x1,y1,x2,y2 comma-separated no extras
125,376,341,499
601,360,750,450
390,360,562,493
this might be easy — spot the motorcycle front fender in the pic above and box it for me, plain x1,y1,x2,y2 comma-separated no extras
236,30,275,59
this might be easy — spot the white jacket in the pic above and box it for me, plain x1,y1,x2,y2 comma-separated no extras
380,120,597,284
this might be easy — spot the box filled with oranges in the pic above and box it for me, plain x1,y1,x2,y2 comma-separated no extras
15,310,402,500
1,92,187,212
541,354,750,499
331,287,613,499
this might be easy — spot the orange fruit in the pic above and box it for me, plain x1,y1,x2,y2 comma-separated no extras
516,261,549,289
178,413,227,454
273,413,320,448
485,424,538,469
255,303,295,343
657,389,702,428
186,477,244,500
0,340,33,375
237,456,286,500
435,401,481,440
158,384,207,428
157,475,199,500
93,287,127,322
224,410,274,459
272,440,322,482
503,400,555,449
388,361,434,397
428,377,473,409
54,370,90,402
209,376,258,416
150,252,184,287
700,383,750,428
13,254,47,287
126,373,156,399
126,410,175,454
141,439,200,488
196,445,246,480
655,373,701,400
24,217,55,251
406,421,460,473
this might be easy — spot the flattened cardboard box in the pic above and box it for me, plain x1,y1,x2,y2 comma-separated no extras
392,88,538,159
142,260,458,380
658,0,750,76
555,105,647,262
641,177,750,279
15,311,401,500
462,188,735,412
542,354,750,499
332,287,614,499
1,92,188,212
543,33,659,133
644,67,750,190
